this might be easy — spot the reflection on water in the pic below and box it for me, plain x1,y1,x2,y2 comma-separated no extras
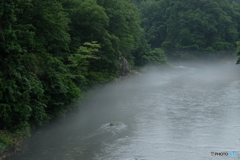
8,63,240,160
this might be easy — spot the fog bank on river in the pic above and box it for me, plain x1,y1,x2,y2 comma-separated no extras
8,62,240,160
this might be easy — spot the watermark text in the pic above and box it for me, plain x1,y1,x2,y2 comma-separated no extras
211,151,239,156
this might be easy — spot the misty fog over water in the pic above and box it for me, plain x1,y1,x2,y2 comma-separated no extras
8,62,240,160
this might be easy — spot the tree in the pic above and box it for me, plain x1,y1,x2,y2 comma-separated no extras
63,0,119,85
97,0,144,65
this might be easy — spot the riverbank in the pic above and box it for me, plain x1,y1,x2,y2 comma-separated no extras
6,63,240,160
0,128,29,160
0,69,142,160
0,61,170,160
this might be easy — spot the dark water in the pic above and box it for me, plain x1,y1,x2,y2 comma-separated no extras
8,63,240,160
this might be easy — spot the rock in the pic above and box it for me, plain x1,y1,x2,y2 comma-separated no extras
129,70,141,76
115,54,140,84
119,55,130,77
109,122,123,126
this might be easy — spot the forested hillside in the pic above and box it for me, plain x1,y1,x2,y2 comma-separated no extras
135,0,240,60
1,0,240,156
0,0,167,155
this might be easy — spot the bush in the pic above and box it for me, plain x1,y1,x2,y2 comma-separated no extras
0,132,15,154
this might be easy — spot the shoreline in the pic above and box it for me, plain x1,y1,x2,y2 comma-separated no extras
0,68,142,160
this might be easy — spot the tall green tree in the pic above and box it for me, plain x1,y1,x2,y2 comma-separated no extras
63,0,119,86
96,0,157,67
98,0,142,53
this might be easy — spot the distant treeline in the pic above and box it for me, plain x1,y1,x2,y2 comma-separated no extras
133,0,240,60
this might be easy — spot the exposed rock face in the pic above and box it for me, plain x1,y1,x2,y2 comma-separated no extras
115,54,141,83
119,55,130,77
118,55,140,79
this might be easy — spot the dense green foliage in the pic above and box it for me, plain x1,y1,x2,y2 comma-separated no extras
0,0,77,130
0,0,165,140
138,0,240,60
2,0,240,155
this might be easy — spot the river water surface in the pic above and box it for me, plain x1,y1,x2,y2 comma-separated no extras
8,63,240,160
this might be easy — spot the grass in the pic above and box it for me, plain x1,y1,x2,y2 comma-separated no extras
0,132,15,154
0,122,31,159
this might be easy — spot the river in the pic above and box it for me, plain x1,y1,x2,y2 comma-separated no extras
8,62,240,160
